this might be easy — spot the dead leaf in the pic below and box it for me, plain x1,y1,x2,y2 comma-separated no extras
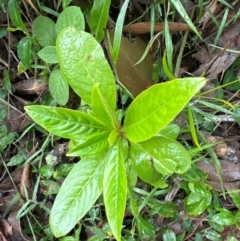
0,168,22,191
197,159,240,182
8,212,33,241
0,216,13,237
0,190,22,213
192,20,240,78
13,77,47,95
199,0,219,27
206,136,228,157
122,22,191,34
105,30,152,96
4,108,32,132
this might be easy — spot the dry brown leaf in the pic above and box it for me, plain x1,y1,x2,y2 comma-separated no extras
4,108,32,132
105,30,152,96
20,163,32,199
206,136,228,157
122,22,191,34
0,167,22,191
8,212,33,241
13,77,47,95
0,190,22,213
192,20,240,78
199,0,219,27
0,217,12,241
197,159,240,182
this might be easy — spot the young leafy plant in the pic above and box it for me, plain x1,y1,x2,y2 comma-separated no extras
25,25,206,240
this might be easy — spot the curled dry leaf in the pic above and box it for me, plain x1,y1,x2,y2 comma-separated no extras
8,212,33,241
206,136,228,157
0,216,12,241
105,30,152,96
0,167,22,191
13,77,47,95
0,190,22,213
198,159,240,182
192,20,240,78
20,163,32,198
198,159,240,192
199,0,219,27
122,22,191,35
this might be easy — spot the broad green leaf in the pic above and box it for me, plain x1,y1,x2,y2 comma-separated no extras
49,69,69,105
38,46,58,64
138,136,191,175
92,84,119,130
229,191,240,209
55,6,85,35
163,229,176,241
211,213,236,226
158,124,179,140
7,153,27,166
204,229,221,241
32,16,56,47
67,131,110,157
150,201,177,218
50,154,105,237
185,182,212,215
0,125,16,151
130,143,163,185
103,140,127,241
56,27,116,109
108,129,119,146
40,165,54,178
211,212,236,226
8,0,28,33
89,0,110,42
123,78,206,142
136,216,155,238
24,106,107,140
62,0,73,9
2,70,12,94
17,37,32,69
169,0,201,38
0,27,7,38
41,180,60,196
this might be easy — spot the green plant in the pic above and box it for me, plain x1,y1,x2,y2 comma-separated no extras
25,24,206,240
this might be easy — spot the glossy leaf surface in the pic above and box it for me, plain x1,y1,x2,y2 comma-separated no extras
211,209,236,226
158,124,179,140
92,84,118,129
50,155,105,237
8,0,28,33
130,143,163,185
138,136,191,175
56,27,116,109
103,140,127,241
24,106,107,140
67,131,110,157
49,69,69,105
90,0,110,42
55,6,85,35
185,182,212,215
123,78,206,142
17,37,32,69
